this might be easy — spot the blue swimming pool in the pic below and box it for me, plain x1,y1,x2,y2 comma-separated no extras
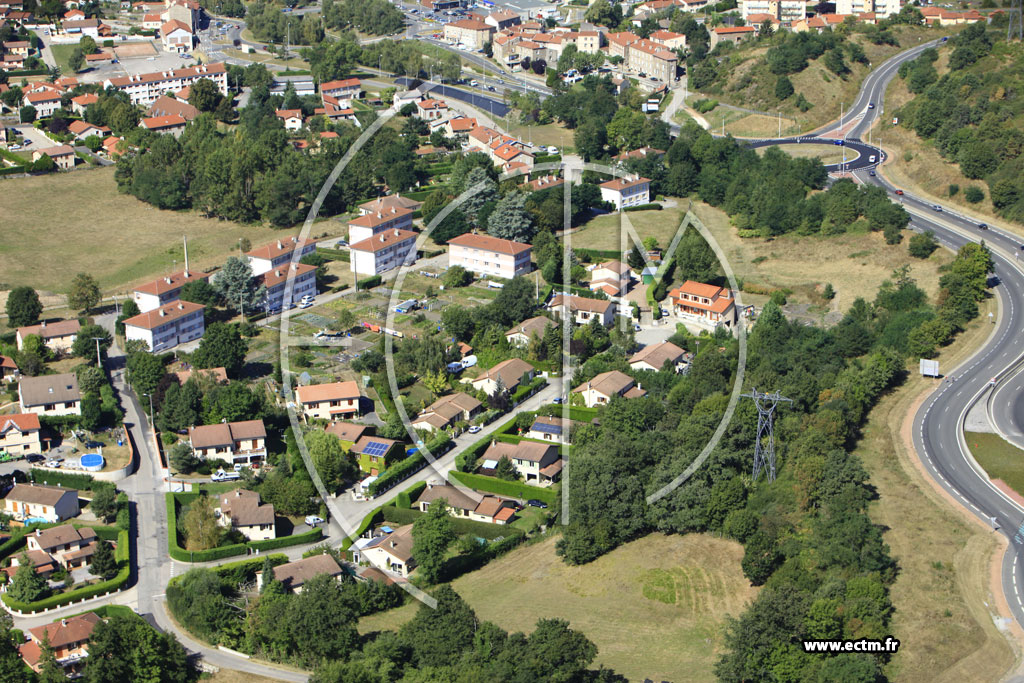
80,453,104,472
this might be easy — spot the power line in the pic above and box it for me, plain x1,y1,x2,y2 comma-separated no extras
741,388,792,482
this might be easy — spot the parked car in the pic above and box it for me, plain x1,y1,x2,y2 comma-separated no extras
26,454,44,463
468,425,481,434
211,470,240,482
305,515,324,526
45,460,62,468
546,146,558,154
299,300,314,309
8,144,20,151
553,397,564,404
527,499,548,509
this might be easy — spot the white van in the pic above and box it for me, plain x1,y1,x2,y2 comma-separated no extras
868,155,876,163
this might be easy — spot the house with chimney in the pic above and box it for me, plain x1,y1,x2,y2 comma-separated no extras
19,612,101,677
417,481,517,524
505,316,556,347
0,413,41,454
18,373,82,417
189,419,267,465
349,228,418,276
414,98,448,120
447,233,532,280
599,176,651,209
588,260,634,298
668,281,736,331
16,319,80,354
24,524,99,569
572,370,647,408
123,300,205,352
351,524,415,576
258,262,318,312
482,440,561,484
216,489,276,540
629,341,687,373
348,205,415,245
527,414,579,445
245,236,318,276
132,268,211,312
320,78,361,106
547,294,615,327
3,484,79,523
467,358,536,396
358,194,422,217
104,63,228,106
412,392,483,433
257,554,344,593
295,381,361,421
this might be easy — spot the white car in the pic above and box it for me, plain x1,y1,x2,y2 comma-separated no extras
305,515,325,526
468,425,481,434
8,144,20,151
299,300,314,309
546,146,558,154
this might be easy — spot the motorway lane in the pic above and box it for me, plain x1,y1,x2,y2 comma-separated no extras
394,77,512,117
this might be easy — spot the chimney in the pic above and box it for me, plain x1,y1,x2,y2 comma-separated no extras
393,229,399,237
48,387,53,393
36,528,41,537
277,240,283,249
165,277,172,284
61,619,67,627
41,321,46,328
159,309,166,316
178,302,184,310
390,540,396,548
183,235,190,276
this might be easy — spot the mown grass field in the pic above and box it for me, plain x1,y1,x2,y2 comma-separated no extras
967,431,1024,497
359,533,756,682
0,167,345,296
755,142,854,165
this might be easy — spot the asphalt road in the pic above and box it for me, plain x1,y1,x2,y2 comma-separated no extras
394,77,512,118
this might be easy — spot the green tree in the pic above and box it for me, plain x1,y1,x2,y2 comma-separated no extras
37,632,66,683
823,283,836,300
329,308,356,333
68,272,102,312
183,496,221,551
307,430,355,489
80,393,104,431
169,441,201,474
90,484,118,521
115,299,141,336
179,279,219,306
442,264,471,288
79,34,97,54
5,286,42,327
126,351,164,396
494,455,519,481
89,539,119,580
213,256,264,315
0,611,27,680
964,186,985,203
83,614,191,683
8,552,50,602
908,231,938,259
775,74,794,100
188,77,220,112
487,191,535,243
192,322,248,377
19,105,36,123
412,496,456,583
441,305,474,342
68,47,85,72
675,229,720,283
72,324,112,362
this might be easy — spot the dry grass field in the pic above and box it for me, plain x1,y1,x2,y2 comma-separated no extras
359,533,756,682
0,167,344,296
755,142,854,165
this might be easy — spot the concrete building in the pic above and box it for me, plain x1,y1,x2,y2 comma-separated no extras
132,269,211,312
349,229,418,276
447,233,532,280
710,25,757,48
16,319,80,354
258,262,317,313
572,370,647,407
18,373,81,417
104,63,228,106
217,489,275,540
0,413,41,454
189,419,267,465
123,300,205,352
295,381,362,420
4,484,78,523
443,18,495,49
358,194,422,216
348,206,415,245
599,176,651,209
668,280,736,331
740,0,805,24
246,236,318,276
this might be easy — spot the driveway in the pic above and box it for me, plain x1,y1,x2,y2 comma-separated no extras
13,124,57,151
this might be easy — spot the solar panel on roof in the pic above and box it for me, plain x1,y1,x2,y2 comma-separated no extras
363,441,389,456
531,421,562,434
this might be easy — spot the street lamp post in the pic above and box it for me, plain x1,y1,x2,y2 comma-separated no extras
90,337,105,368
142,393,155,427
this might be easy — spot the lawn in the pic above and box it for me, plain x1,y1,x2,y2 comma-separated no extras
755,142,854,166
569,206,688,254
358,533,756,682
851,293,1016,683
49,44,80,76
966,432,1024,497
503,121,575,152
685,102,801,139
0,167,336,296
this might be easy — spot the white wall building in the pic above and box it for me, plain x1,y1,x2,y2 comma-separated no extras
600,176,651,209
447,233,532,280
123,300,205,352
245,236,318,276
349,229,418,276
132,269,211,312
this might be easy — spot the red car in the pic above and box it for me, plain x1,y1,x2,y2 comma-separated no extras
894,189,904,195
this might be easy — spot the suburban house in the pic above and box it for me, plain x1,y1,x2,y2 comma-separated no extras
70,92,99,115
629,341,687,372
547,294,615,327
189,419,267,465
0,355,18,382
599,176,651,209
18,612,101,677
444,116,478,136
358,193,422,217
139,114,188,137
468,358,536,396
123,300,206,352
527,415,578,445
348,206,415,245
414,98,448,120
443,18,494,49
132,269,211,312
104,63,228,106
0,413,41,454
246,236,319,276
33,145,76,170
275,108,303,130
325,421,368,450
613,146,665,163
668,281,736,330
485,8,521,29
19,373,82,417
256,554,344,593
25,524,98,569
258,262,318,312
16,319,80,353
23,89,62,117
412,392,483,433
447,233,532,280
351,435,403,475
349,228,418,276
710,25,756,48
505,316,556,347
160,18,192,52
67,120,110,141
417,481,517,524
146,94,200,121
320,78,361,106
588,260,634,297
4,484,79,523
295,381,361,420
352,524,415,577
216,489,276,541
572,370,647,408
483,440,561,484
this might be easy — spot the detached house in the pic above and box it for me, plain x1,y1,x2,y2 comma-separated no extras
572,370,647,408
417,482,517,524
4,484,79,523
275,108,303,131
351,435,403,475
217,489,275,540
668,281,736,331
468,358,535,396
414,98,448,120
189,419,267,465
505,316,556,347
0,413,41,454
548,294,615,327
295,381,361,420
483,440,561,485
138,114,187,137
527,415,579,445
599,176,651,209
412,392,483,433
325,421,368,450
588,260,634,298
257,554,344,593
629,341,687,372
19,373,82,417
0,355,19,382
19,613,101,677
321,78,361,105
25,524,99,569
352,524,415,577
16,319,80,354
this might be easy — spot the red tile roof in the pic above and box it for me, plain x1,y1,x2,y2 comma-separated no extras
447,232,531,255
349,229,417,254
123,300,204,330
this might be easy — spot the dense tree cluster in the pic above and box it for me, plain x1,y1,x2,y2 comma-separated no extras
895,30,1024,222
321,0,405,36
246,1,324,45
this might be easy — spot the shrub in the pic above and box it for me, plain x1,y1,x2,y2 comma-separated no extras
948,183,959,197
964,186,984,203
357,275,383,290
449,471,557,506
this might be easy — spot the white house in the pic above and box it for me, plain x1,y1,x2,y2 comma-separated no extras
246,236,318,276
4,484,78,523
467,358,535,396
588,260,634,298
505,316,556,347
258,262,317,312
132,269,211,312
349,229,418,276
275,108,303,131
216,489,275,541
572,370,647,407
160,19,192,52
104,63,228,106
412,392,483,432
599,176,651,209
348,206,415,245
352,524,415,577
668,281,736,331
447,233,532,280
547,294,615,327
629,341,687,372
18,373,81,417
0,413,41,455
189,419,267,465
482,440,561,485
16,319,80,354
123,300,205,352
295,381,361,420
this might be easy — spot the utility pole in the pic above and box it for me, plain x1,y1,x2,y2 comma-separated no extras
91,337,105,368
142,393,155,427
741,388,792,482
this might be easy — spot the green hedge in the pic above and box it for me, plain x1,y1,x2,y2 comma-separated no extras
29,470,97,490
574,247,622,261
380,504,521,540
402,187,445,202
511,376,546,405
342,506,384,550
624,203,663,212
357,275,383,290
367,451,426,496
393,481,427,509
166,493,322,562
533,154,561,164
1,529,130,614
449,471,557,506
316,247,351,262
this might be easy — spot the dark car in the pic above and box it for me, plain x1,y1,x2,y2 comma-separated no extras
833,139,845,146
979,223,988,230
869,170,876,176
868,102,875,109
932,204,942,212
527,499,548,509
25,453,44,463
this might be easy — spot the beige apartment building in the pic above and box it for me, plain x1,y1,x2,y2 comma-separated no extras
447,233,532,280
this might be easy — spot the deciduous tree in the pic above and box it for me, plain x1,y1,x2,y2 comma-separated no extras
5,286,42,327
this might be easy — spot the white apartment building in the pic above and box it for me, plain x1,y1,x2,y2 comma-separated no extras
123,300,205,352
103,63,228,106
259,262,317,312
245,236,318,276
349,229,418,276
446,233,532,280
740,0,805,23
600,176,651,209
348,206,414,245
132,269,211,312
